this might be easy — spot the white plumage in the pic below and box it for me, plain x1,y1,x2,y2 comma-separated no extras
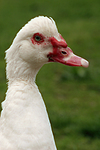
0,16,89,150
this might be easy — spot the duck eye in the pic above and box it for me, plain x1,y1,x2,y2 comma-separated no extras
32,33,44,44
35,35,41,42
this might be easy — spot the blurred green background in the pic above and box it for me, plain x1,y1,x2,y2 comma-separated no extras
0,0,100,149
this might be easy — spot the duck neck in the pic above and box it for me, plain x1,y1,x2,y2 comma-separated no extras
6,45,44,86
7,57,43,86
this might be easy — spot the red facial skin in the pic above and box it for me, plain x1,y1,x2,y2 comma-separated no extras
47,36,75,65
31,33,88,67
48,36,68,62
47,36,87,67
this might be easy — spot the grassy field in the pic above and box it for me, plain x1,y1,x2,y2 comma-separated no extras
0,0,100,149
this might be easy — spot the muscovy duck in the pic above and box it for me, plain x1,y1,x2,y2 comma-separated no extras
0,16,89,150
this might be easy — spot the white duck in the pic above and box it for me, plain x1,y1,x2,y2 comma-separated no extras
0,16,89,150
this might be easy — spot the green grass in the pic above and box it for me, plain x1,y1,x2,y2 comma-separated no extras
0,0,100,149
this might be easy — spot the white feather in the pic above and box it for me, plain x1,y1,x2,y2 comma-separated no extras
0,16,58,150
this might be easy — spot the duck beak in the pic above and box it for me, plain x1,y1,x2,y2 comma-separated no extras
48,37,89,68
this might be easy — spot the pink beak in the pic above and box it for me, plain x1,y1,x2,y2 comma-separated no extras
47,36,89,68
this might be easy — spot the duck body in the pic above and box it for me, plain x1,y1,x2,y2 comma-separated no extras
0,16,89,150
0,80,56,150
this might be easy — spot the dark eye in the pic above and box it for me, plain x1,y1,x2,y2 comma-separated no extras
32,33,44,44
35,35,41,42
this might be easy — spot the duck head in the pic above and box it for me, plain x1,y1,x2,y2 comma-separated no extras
6,16,89,82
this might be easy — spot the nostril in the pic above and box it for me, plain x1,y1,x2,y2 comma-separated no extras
61,51,67,55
